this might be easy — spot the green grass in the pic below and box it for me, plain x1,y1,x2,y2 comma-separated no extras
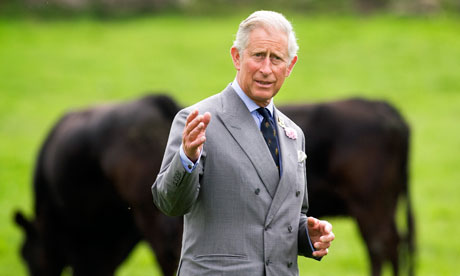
1,14,460,275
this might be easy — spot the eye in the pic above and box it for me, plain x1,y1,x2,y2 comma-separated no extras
270,55,283,65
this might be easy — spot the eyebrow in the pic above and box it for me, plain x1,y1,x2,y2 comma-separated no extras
252,48,286,58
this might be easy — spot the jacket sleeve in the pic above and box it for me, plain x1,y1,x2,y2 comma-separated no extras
297,128,321,260
151,109,203,216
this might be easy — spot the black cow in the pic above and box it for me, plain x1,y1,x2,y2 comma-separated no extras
15,94,183,276
279,98,415,276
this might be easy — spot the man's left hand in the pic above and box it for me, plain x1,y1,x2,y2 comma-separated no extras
307,216,335,258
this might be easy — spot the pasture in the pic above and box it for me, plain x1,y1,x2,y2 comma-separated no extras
1,13,459,275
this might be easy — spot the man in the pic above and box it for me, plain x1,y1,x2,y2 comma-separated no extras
152,10,335,275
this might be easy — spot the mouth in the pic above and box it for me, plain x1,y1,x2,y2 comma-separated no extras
255,80,274,88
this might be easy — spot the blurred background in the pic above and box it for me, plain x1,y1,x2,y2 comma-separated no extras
1,0,459,275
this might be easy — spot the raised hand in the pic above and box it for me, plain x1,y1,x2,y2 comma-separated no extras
182,110,211,162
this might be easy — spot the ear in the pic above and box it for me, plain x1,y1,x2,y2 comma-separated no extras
14,211,35,236
230,47,241,71
286,55,298,77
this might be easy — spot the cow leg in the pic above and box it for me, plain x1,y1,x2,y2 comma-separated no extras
385,220,400,276
389,224,400,276
132,207,182,276
354,211,400,276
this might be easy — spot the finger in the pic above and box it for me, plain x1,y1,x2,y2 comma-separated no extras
188,121,206,142
307,217,319,228
185,115,204,137
185,110,212,137
188,112,212,140
320,232,335,243
202,112,212,126
320,220,333,234
314,241,331,250
312,248,328,258
188,134,206,149
186,109,199,126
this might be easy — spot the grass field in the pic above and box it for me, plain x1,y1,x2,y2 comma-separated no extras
1,13,459,275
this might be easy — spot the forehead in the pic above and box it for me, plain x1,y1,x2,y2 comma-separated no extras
246,27,289,55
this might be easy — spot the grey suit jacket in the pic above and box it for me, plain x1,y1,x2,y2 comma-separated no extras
152,85,315,276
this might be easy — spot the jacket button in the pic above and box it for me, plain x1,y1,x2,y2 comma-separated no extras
295,191,301,197
287,261,293,268
173,173,182,186
264,225,270,231
288,225,293,233
255,188,260,195
265,259,271,266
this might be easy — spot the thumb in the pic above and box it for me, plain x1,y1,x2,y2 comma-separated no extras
308,217,319,228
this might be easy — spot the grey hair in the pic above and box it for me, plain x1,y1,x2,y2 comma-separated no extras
233,10,299,63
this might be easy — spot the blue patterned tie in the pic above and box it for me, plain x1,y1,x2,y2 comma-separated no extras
257,107,280,172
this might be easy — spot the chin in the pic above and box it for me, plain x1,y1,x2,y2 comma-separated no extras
256,90,277,100
253,96,276,106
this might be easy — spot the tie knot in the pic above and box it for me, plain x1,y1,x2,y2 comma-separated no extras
256,107,271,120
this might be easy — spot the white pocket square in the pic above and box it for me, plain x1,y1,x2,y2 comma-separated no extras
297,150,307,163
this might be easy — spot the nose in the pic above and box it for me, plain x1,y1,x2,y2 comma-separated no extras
259,56,272,76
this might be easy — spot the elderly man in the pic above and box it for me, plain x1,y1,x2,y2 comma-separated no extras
152,10,335,275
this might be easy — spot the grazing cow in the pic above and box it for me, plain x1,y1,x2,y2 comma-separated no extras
15,94,183,276
279,98,415,276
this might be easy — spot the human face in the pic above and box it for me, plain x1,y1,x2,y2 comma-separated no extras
231,27,297,107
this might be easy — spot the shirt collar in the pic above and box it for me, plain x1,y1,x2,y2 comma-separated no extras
231,78,275,117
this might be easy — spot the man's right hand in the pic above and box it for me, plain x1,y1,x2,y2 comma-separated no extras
182,110,211,163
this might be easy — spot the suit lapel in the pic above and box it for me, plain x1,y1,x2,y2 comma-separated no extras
265,109,297,225
217,86,280,197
